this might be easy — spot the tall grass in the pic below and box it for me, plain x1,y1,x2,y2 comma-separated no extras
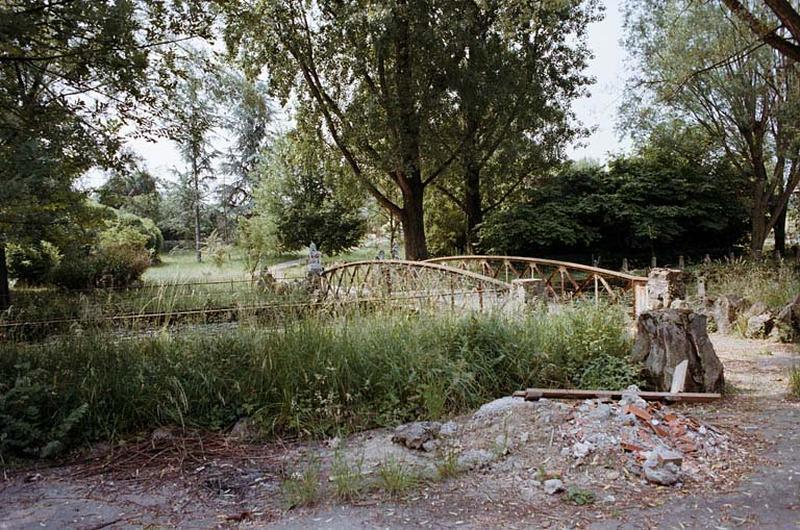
700,258,800,309
0,304,632,458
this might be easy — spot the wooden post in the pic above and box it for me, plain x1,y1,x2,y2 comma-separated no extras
678,255,685,270
697,277,706,303
651,255,657,269
634,283,648,317
622,258,629,273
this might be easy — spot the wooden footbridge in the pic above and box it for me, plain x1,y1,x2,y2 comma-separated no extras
319,255,647,312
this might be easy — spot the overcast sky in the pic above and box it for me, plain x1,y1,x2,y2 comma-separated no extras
102,0,631,187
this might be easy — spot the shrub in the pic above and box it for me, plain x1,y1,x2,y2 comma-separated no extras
49,252,101,290
701,258,800,310
95,225,151,286
576,354,644,390
114,211,163,258
48,226,151,289
6,242,62,285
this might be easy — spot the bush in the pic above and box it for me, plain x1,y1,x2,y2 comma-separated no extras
6,242,62,285
0,305,635,458
49,226,151,289
113,211,163,259
95,225,151,287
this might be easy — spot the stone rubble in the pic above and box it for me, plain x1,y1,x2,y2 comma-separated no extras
558,385,731,486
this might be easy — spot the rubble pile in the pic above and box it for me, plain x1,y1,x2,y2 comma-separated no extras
558,386,731,486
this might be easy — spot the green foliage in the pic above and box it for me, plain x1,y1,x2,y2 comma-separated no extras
113,211,163,259
95,225,152,287
330,449,367,501
246,133,366,257
478,145,748,256
0,305,634,457
6,242,62,286
576,354,644,390
565,487,596,506
435,445,462,480
0,1,213,304
97,155,162,224
223,0,598,259
48,224,152,289
0,364,88,459
623,0,800,253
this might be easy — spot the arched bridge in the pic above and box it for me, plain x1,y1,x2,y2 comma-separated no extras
319,259,512,309
425,255,647,311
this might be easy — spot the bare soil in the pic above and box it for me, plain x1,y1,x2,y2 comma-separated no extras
1,333,798,530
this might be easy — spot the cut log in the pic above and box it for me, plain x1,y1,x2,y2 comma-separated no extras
511,388,721,403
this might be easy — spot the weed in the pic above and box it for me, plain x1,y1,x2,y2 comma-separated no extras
377,458,421,496
1,304,636,458
330,448,366,501
535,466,561,482
700,259,800,310
492,412,511,457
565,487,596,505
435,445,461,480
788,367,800,399
282,457,321,509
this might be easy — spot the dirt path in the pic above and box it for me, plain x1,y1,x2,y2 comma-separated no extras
1,334,798,530
269,258,305,280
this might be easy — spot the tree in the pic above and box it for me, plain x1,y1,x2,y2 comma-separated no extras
624,0,800,254
224,0,482,259
97,153,162,223
720,0,800,63
0,0,213,308
222,0,597,259
478,131,748,258
243,132,366,257
433,0,597,248
215,69,273,240
168,51,219,263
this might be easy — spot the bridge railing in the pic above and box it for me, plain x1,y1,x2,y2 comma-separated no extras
425,255,647,313
318,259,513,310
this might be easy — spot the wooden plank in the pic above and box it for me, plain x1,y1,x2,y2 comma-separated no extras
511,388,721,403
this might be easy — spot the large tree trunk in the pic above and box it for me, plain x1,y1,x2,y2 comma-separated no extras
774,205,787,256
751,212,768,257
0,243,10,311
464,160,483,251
400,180,428,260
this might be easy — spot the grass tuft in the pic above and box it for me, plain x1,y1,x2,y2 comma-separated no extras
377,458,421,496
788,367,800,399
282,457,321,509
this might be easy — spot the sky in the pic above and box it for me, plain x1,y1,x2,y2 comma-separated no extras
101,0,631,186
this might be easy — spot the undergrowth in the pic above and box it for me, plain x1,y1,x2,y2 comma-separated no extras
0,303,633,459
700,258,800,309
